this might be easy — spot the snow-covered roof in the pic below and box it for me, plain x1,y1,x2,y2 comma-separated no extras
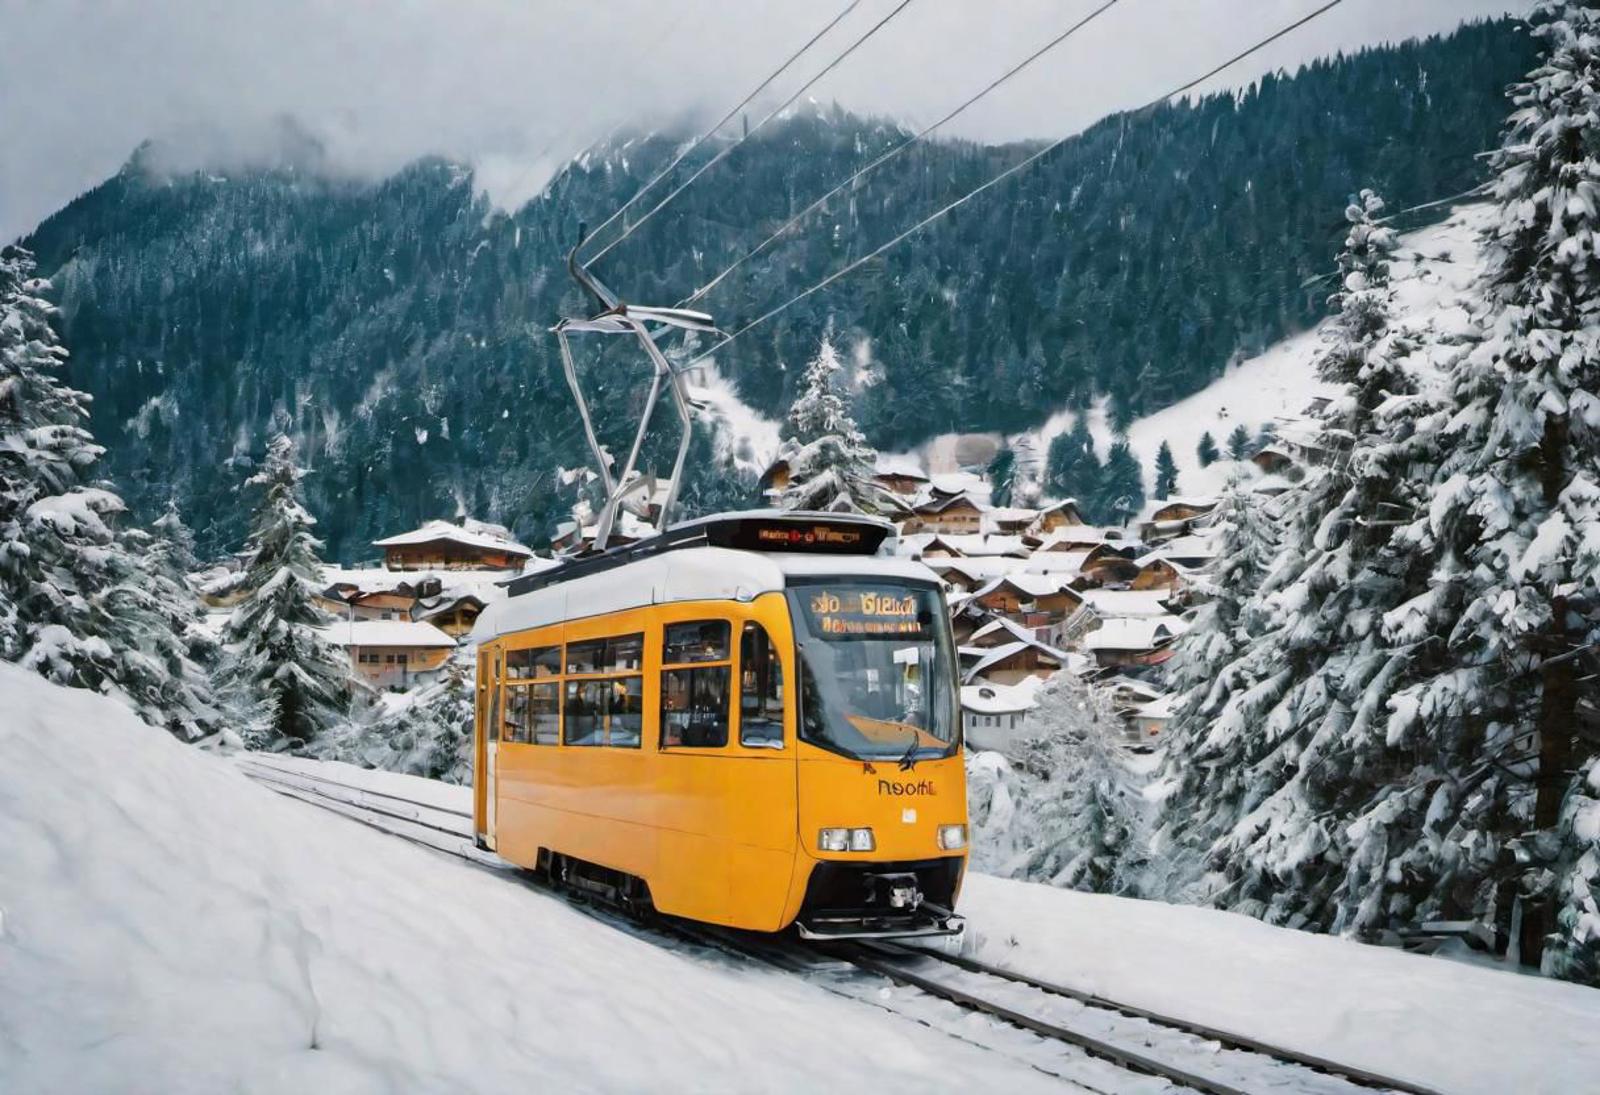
1134,537,1217,567
471,548,940,642
984,506,1039,524
320,566,510,605
961,675,1047,716
920,533,1028,558
927,471,989,497
923,556,1015,583
372,519,532,557
969,616,1041,646
1138,496,1218,522
973,572,1077,602
873,452,928,480
963,639,1068,681
1082,616,1188,652
326,620,459,649
1022,551,1091,575
1036,526,1124,549
913,491,989,515
1080,589,1177,618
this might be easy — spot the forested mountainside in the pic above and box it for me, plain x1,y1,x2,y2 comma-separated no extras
23,19,1529,560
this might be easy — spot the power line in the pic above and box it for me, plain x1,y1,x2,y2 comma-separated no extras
680,0,1123,308
579,0,865,260
585,0,918,267
677,0,1347,375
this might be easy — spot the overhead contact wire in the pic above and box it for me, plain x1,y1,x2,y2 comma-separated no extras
586,0,919,266
678,0,1348,373
681,0,1124,308
580,0,866,258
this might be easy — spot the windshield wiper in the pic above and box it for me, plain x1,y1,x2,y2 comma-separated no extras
897,727,920,771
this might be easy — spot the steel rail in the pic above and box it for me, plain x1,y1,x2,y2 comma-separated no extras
237,758,474,819
881,943,1440,1095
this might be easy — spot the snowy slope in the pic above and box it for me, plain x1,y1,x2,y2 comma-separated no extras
0,665,1060,1094
959,875,1600,1095
904,204,1492,498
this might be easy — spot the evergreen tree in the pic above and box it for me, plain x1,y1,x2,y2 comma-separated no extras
1154,440,1181,499
1197,431,1221,467
1403,3,1600,977
1147,186,1440,931
776,334,887,513
1093,437,1146,526
221,433,351,747
0,246,217,739
1226,423,1253,460
313,652,473,782
1044,416,1100,505
977,677,1146,893
987,445,1017,508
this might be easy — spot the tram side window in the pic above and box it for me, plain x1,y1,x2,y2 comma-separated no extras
506,645,560,680
564,677,643,748
739,622,785,748
567,634,644,675
530,682,560,745
503,685,531,744
661,621,731,749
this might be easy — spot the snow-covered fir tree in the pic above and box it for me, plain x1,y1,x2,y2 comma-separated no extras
775,333,888,513
1045,415,1099,501
221,433,352,747
1154,441,1181,499
1093,437,1145,526
0,246,218,739
1197,431,1221,467
1147,186,1448,927
971,676,1146,893
1226,423,1253,460
313,652,473,782
1399,2,1600,977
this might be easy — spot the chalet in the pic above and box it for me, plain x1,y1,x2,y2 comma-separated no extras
872,453,930,498
1030,498,1085,535
331,620,458,688
983,506,1040,536
1130,556,1204,594
1082,616,1187,669
970,573,1085,622
375,519,533,571
1080,588,1179,620
757,457,792,499
413,592,488,638
961,676,1047,755
1137,497,1217,543
904,491,987,535
1035,525,1126,552
961,638,1069,686
926,556,1014,593
1250,446,1296,475
1075,544,1143,588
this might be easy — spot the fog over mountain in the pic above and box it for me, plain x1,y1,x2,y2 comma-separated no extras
3,0,1518,243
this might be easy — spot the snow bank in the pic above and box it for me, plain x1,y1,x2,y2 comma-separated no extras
958,874,1600,1095
0,664,1056,1094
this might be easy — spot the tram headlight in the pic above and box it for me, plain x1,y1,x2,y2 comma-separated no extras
938,824,968,851
818,827,876,852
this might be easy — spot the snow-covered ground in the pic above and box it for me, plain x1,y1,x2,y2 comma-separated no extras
0,665,1059,1094
958,876,1600,1095
8,663,1598,1093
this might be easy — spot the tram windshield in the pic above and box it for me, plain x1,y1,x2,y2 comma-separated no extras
787,580,959,761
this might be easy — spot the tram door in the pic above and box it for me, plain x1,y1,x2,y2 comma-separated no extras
475,648,502,849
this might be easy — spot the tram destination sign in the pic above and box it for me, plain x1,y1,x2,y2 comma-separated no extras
801,587,933,640
704,514,892,555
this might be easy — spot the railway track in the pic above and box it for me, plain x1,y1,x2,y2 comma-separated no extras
237,757,1438,1095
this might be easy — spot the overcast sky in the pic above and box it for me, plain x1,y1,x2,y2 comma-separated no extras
1,0,1522,244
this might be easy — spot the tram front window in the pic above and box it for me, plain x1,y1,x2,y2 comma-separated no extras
787,581,958,761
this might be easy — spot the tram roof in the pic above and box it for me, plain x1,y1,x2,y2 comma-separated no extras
469,545,940,642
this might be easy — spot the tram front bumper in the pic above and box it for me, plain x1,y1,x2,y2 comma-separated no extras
793,856,966,941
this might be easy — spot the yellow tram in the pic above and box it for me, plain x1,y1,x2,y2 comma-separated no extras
469,511,968,939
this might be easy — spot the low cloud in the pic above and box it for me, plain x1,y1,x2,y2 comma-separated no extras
2,0,1519,243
